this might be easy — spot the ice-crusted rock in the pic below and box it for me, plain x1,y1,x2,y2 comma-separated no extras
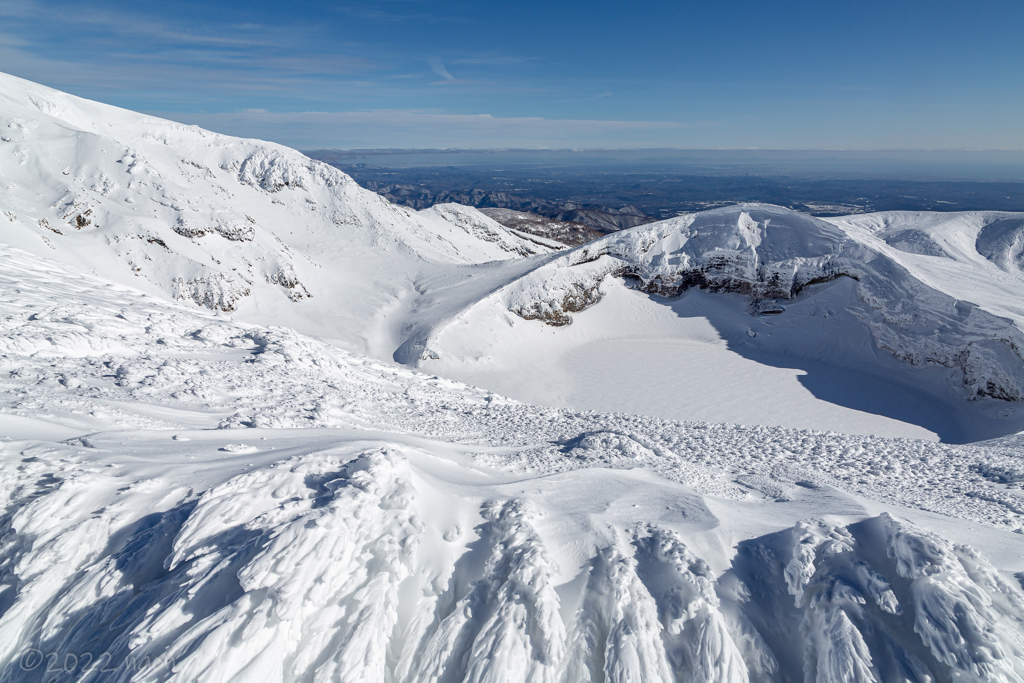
504,205,851,319
171,272,251,312
233,148,345,193
172,210,256,242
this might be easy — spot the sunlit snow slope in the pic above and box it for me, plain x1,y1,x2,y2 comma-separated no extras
4,244,1024,682
0,71,558,355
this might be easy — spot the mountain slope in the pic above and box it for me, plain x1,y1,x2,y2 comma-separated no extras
0,71,557,353
4,74,1024,681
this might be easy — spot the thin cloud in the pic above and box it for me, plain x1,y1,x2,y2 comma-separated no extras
428,59,455,81
559,91,615,102
448,55,534,66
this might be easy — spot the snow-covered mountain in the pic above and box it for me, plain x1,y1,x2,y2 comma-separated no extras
4,71,1024,683
6,72,1024,442
414,204,1024,443
0,71,558,351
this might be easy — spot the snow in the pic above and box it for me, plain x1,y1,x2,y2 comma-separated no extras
3,240,1024,681
3,72,1024,681
7,71,1024,441
418,205,1024,443
0,70,557,357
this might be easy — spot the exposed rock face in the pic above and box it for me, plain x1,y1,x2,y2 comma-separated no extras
173,211,257,242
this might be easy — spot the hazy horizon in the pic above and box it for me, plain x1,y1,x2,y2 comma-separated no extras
301,147,1024,182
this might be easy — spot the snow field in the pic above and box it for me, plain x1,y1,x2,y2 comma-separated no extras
7,71,1024,443
4,244,1024,531
2,244,1024,680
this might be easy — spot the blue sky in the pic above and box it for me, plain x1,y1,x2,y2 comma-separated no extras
1,0,1022,149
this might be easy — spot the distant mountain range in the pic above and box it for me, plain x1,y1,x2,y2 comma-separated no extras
477,208,603,246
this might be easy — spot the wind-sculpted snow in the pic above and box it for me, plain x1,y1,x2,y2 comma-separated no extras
566,540,674,682
882,515,1024,682
4,243,1024,529
633,526,760,683
409,499,566,683
157,448,421,682
6,72,1024,681
3,436,1023,681
732,517,1024,683
0,444,422,682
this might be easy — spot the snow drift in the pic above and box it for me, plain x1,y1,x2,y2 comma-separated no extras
4,72,1024,681
6,71,1024,441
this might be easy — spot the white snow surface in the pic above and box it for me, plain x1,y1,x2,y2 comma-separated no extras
4,73,1024,682
0,70,557,352
416,205,1024,443
4,238,1024,681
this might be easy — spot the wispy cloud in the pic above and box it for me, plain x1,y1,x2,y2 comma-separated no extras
0,1,386,111
559,91,615,102
428,59,455,81
448,54,534,66
330,1,468,25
